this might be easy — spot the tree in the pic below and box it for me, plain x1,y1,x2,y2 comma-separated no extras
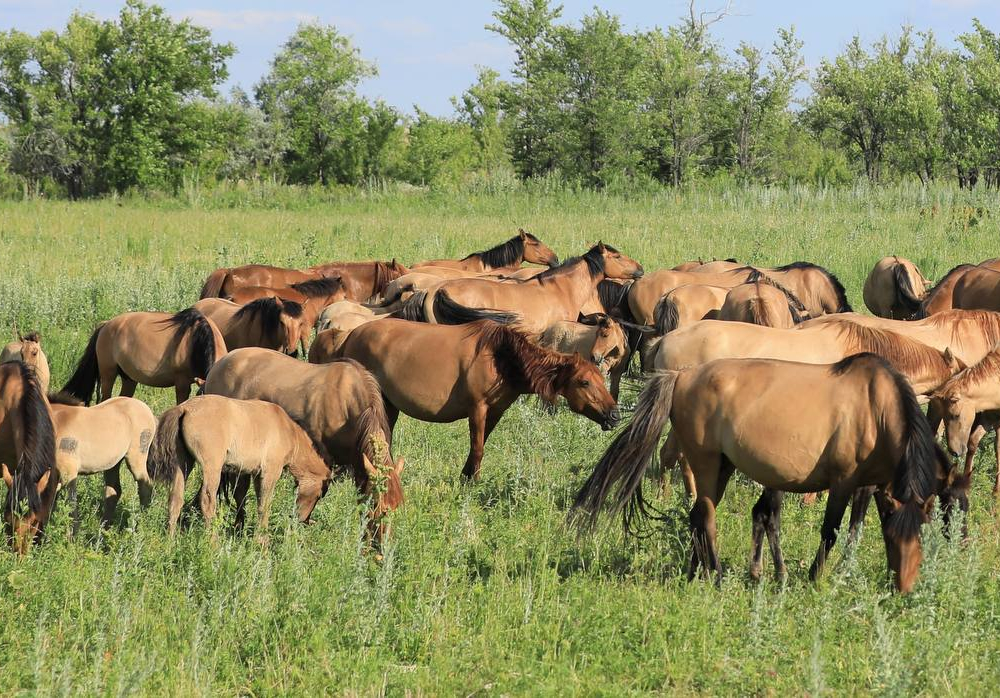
402,110,477,186
955,20,1000,187
256,24,376,186
454,68,512,172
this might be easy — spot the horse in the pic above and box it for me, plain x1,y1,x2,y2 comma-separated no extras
719,278,807,328
308,314,387,363
402,243,644,334
203,348,404,547
952,265,1000,313
412,229,559,272
1,331,50,394
863,256,931,319
572,354,949,593
226,277,348,330
334,319,619,480
148,395,331,536
63,308,227,405
652,285,729,335
316,300,393,332
918,259,1000,317
538,314,630,399
193,297,304,356
47,392,156,533
671,259,741,273
308,260,409,303
200,259,408,303
0,361,58,554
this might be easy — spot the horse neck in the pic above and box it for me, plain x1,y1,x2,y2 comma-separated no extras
289,434,327,482
538,261,602,310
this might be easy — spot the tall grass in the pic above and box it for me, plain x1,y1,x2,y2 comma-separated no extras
1,185,999,694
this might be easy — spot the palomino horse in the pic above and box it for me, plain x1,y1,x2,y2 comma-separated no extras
952,265,1000,313
149,395,331,535
0,361,58,554
334,319,619,480
200,260,408,303
226,277,347,330
863,256,931,319
412,229,559,272
203,348,404,546
402,243,644,334
47,393,156,533
64,308,227,405
538,314,630,400
1,331,50,394
193,297,304,355
573,354,949,593
719,278,806,328
918,259,1000,317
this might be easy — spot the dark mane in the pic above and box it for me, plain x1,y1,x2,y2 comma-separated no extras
464,234,528,270
234,297,289,338
3,361,56,513
745,269,808,314
770,261,852,312
281,299,304,318
348,359,404,509
290,277,344,298
47,391,84,406
164,308,218,379
20,331,40,343
471,321,591,401
596,279,632,316
534,244,611,282
918,263,974,318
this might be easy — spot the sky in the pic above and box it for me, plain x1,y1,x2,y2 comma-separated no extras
2,1,999,115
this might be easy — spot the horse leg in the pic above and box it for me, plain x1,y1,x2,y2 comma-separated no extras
166,468,186,535
66,477,80,539
461,403,489,481
809,487,852,583
657,431,683,498
686,454,725,584
764,490,787,583
846,486,876,546
126,440,154,509
384,401,399,450
199,462,223,531
118,376,137,399
174,381,191,405
101,462,123,528
231,474,252,532
256,471,280,544
98,366,119,402
750,488,786,582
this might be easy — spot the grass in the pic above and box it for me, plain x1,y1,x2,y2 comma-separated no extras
2,183,1000,694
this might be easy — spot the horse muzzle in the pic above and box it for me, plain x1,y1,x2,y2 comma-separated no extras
602,408,621,431
631,268,644,279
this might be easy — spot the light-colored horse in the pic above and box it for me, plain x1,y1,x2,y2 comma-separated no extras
538,315,630,400
863,256,930,319
1,331,50,394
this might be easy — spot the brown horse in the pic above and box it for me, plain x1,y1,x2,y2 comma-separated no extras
573,354,948,593
0,361,58,554
538,314,630,399
719,278,806,328
226,277,347,329
334,319,619,480
1,331,50,394
952,265,1000,312
149,395,331,535
193,297,304,355
47,393,156,533
412,229,559,272
63,308,227,405
200,259,407,303
203,348,404,546
404,243,643,334
918,259,1000,317
863,256,930,319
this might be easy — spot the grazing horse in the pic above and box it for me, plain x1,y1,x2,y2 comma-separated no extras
193,297,304,355
0,361,58,554
403,243,644,334
203,348,404,546
47,393,156,533
334,319,620,480
1,331,50,394
538,314,630,399
63,308,227,405
952,265,1000,313
200,260,408,303
148,395,331,535
412,229,559,272
719,277,807,328
863,256,930,319
573,354,949,593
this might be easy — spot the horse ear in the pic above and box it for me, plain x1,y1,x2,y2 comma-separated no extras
921,494,937,515
362,453,377,478
597,240,606,251
1,463,12,488
35,470,51,494
943,347,957,368
394,457,405,476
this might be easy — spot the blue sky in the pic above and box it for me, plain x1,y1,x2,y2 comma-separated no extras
2,1,998,115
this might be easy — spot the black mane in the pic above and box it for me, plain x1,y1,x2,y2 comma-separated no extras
290,277,343,298
535,243,612,281
465,234,530,269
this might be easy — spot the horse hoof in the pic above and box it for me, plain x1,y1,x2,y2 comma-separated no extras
749,565,762,582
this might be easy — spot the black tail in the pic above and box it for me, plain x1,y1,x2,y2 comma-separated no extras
892,262,924,318
653,294,680,335
433,289,519,326
148,406,194,483
63,323,104,405
6,362,57,513
397,291,428,322
165,309,220,380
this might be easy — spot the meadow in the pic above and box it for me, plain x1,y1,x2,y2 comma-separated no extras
1,183,1000,695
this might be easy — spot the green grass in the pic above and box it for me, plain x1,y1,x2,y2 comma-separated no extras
2,184,1000,695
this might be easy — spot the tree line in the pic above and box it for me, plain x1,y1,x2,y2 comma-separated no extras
2,0,1000,198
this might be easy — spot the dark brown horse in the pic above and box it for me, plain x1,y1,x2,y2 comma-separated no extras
333,319,620,480
200,260,408,303
412,229,559,272
0,361,58,554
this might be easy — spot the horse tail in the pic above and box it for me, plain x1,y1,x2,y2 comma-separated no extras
397,291,428,322
573,370,679,535
199,268,230,299
7,361,57,513
892,261,924,318
148,406,194,483
748,297,773,327
187,313,220,380
654,294,680,335
63,323,105,405
433,289,519,326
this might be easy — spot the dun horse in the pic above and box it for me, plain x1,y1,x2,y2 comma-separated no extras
1,331,50,394
193,297,304,355
863,256,930,319
203,348,404,546
63,308,227,405
538,314,630,399
48,393,156,533
719,276,807,328
0,361,58,554
573,354,948,593
412,229,559,272
148,395,331,535
334,319,620,480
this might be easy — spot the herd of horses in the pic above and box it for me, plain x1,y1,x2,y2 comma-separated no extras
4,231,1000,593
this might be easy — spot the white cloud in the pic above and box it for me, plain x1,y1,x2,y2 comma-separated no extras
379,18,433,38
180,10,319,31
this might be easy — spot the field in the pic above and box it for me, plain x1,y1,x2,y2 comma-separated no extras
2,184,1000,695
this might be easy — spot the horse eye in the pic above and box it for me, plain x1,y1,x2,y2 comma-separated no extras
580,379,590,387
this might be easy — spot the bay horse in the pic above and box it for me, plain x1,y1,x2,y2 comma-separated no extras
200,259,408,303
203,348,404,547
719,277,807,328
193,297,304,355
47,393,156,533
573,354,949,593
334,319,619,480
403,243,644,334
63,308,227,405
863,256,930,319
149,395,331,536
538,314,630,398
1,331,50,394
0,361,58,554
412,229,559,272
